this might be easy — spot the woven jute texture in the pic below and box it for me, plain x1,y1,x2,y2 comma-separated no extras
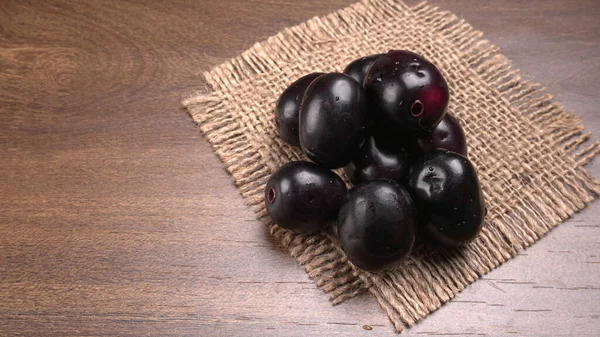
183,0,600,332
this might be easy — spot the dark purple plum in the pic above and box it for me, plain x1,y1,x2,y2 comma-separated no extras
265,161,346,234
343,54,383,86
338,180,416,272
343,136,410,184
407,150,485,247
274,72,324,146
364,50,449,133
300,73,367,169
406,113,468,157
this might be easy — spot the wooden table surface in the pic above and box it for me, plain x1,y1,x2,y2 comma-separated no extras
1,0,599,336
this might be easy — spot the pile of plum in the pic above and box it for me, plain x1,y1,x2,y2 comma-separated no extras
265,50,486,272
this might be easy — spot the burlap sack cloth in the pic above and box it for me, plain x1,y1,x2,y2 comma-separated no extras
183,0,600,332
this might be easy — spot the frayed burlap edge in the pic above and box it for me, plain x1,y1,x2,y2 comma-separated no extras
183,0,600,332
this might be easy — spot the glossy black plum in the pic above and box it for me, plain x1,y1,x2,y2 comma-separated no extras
406,113,468,157
364,50,449,133
343,136,410,184
265,161,346,234
300,73,367,168
407,150,485,247
274,73,324,146
343,54,383,86
338,180,416,272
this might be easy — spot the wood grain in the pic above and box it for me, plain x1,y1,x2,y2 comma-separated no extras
1,0,598,336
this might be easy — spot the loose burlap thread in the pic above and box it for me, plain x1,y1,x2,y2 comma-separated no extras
183,0,600,332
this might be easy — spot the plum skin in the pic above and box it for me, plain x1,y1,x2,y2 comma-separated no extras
274,73,324,147
364,50,449,134
343,135,411,184
338,180,416,272
407,150,485,247
407,113,468,157
299,73,368,169
264,161,347,234
343,54,383,86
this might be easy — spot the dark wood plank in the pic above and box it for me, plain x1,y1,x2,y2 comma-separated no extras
1,0,598,336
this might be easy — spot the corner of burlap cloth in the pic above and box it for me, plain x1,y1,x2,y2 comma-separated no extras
182,0,600,332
